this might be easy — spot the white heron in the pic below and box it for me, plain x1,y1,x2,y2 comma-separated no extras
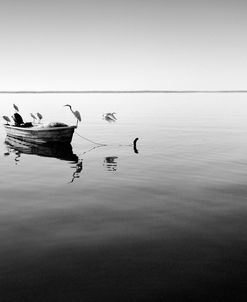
103,112,117,122
37,112,43,123
107,112,117,120
64,104,81,126
2,115,11,125
30,113,37,123
11,115,16,123
13,104,19,112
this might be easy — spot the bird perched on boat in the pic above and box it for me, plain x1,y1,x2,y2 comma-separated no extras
2,115,11,125
30,113,37,123
13,104,19,112
37,112,43,123
64,104,81,126
103,112,117,122
11,115,16,123
13,113,24,126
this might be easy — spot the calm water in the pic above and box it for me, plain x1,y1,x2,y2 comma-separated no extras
1,93,247,301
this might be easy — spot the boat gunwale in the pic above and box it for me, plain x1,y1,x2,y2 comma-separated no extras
3,124,77,132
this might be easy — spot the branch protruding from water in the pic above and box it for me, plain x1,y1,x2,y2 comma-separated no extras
133,137,139,154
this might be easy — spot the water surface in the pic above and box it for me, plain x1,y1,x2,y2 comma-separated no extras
1,93,247,301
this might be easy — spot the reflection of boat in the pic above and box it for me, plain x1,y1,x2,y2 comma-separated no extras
5,136,78,162
4,124,76,144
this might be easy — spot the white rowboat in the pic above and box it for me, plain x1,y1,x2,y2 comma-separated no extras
4,124,77,144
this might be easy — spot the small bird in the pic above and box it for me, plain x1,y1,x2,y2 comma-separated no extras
13,104,19,112
64,104,81,126
103,112,117,122
30,113,37,123
2,115,11,125
36,112,43,123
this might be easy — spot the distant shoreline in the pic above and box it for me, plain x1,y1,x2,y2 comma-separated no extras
0,90,247,94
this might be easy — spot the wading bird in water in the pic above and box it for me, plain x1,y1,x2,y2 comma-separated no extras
13,104,19,112
2,116,11,125
30,113,37,123
64,104,81,126
103,112,117,122
37,112,43,123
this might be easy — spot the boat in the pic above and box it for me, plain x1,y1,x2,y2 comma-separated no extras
3,123,77,144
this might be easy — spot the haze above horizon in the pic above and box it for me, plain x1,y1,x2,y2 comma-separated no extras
0,0,247,91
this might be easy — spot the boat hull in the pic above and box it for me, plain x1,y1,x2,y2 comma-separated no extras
4,125,76,144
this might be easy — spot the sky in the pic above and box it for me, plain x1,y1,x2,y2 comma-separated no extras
0,0,247,91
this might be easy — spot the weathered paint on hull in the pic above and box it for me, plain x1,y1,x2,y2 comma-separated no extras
4,125,76,144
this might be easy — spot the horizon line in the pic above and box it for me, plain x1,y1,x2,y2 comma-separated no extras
0,90,247,94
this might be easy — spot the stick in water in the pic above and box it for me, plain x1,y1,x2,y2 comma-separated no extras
133,138,139,154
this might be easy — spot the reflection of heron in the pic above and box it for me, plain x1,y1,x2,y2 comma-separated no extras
37,112,43,123
76,161,83,172
30,113,37,123
64,104,81,126
103,112,117,122
103,156,118,171
13,104,19,112
69,160,83,183
2,116,11,125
